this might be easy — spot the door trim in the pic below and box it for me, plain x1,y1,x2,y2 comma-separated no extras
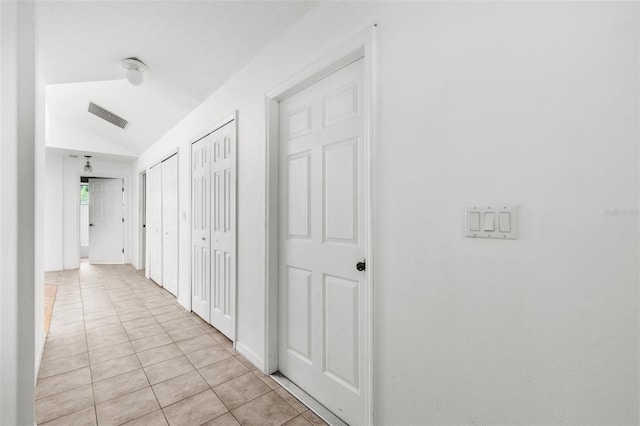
138,170,146,272
264,25,377,425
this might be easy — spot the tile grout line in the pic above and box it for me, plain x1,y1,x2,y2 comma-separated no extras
102,269,162,426
41,264,304,426
81,270,99,426
37,270,95,425
106,269,175,426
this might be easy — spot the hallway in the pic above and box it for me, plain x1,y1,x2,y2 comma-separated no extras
37,262,325,426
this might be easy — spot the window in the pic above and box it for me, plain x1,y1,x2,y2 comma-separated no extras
80,184,89,205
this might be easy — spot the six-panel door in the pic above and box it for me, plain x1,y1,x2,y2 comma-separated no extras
88,178,124,264
278,58,367,425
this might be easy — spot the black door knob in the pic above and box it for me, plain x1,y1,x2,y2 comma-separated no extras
89,224,94,227
356,261,366,272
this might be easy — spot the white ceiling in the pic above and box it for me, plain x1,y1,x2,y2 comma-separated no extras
46,147,137,164
39,1,317,155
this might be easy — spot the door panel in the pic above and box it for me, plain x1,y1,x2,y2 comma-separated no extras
89,178,124,264
141,173,146,270
278,58,367,425
192,135,211,322
324,139,358,244
210,122,236,339
323,274,359,389
149,164,163,285
286,153,311,239
285,266,312,361
162,154,179,296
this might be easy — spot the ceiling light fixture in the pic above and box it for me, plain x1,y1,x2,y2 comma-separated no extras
120,57,147,86
84,156,93,173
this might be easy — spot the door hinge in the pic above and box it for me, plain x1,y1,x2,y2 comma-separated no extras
122,187,125,192
122,248,124,254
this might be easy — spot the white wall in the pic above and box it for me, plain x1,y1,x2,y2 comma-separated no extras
45,153,64,271
35,25,47,376
44,150,134,270
80,203,89,257
132,2,639,424
47,115,137,158
0,1,37,424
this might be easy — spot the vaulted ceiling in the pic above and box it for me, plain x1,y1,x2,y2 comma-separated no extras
39,1,317,160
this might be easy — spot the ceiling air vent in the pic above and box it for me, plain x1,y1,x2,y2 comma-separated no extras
88,102,129,130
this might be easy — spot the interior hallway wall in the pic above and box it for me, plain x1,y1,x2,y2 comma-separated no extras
131,2,639,424
47,116,138,158
0,1,37,424
34,20,47,379
45,153,64,271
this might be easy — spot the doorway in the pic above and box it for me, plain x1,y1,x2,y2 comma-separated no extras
139,171,147,272
88,178,125,264
78,176,125,264
265,33,375,426
79,179,90,258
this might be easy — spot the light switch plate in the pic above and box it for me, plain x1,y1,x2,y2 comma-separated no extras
465,206,518,239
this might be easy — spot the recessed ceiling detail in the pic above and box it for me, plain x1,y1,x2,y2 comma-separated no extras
88,102,129,129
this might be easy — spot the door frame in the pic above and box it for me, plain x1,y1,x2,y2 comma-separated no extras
138,170,147,272
76,172,128,268
263,26,377,425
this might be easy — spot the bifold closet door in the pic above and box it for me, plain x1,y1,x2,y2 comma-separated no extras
149,164,163,285
210,120,236,339
191,119,236,339
162,154,179,296
192,134,212,322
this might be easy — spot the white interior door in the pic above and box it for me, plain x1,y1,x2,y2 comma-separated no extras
278,58,368,425
89,178,124,264
210,120,236,340
192,134,211,322
162,154,179,296
149,164,163,285
141,172,146,271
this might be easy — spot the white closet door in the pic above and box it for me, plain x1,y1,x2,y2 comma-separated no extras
278,58,367,425
88,178,124,264
210,120,236,340
192,134,211,322
149,164,163,285
162,154,179,296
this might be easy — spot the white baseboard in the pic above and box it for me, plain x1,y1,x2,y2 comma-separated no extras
235,341,265,372
44,265,63,273
177,295,190,312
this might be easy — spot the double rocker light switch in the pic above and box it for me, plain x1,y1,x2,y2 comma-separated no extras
465,206,518,239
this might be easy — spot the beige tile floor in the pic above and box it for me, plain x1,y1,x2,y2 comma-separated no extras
38,261,327,426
